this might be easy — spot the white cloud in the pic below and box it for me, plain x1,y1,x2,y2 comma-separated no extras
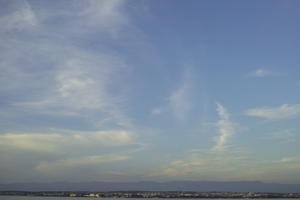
0,0,37,32
0,129,143,182
160,168,179,177
0,0,145,182
0,0,134,129
250,68,273,77
151,108,162,115
72,130,135,147
0,130,136,153
279,157,300,163
149,160,201,178
4,39,132,128
211,103,235,152
81,0,128,34
0,133,63,153
168,71,192,121
55,58,115,110
245,104,300,120
35,0,130,37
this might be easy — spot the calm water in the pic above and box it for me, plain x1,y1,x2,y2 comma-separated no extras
0,197,294,200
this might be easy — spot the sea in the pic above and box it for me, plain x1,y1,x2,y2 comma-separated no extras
0,198,294,200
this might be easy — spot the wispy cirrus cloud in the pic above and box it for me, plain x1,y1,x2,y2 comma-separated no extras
0,0,37,32
249,68,273,77
0,0,134,129
211,103,236,152
151,108,162,115
150,103,239,179
245,104,300,120
0,0,148,183
263,129,297,144
8,44,132,128
168,71,193,121
80,0,129,35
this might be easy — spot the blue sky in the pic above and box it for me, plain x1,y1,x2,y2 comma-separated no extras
0,0,300,184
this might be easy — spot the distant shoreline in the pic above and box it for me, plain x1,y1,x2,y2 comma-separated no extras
1,191,300,198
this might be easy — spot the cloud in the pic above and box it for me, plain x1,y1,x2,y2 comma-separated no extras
81,0,128,34
250,68,273,77
211,103,235,152
0,130,136,153
0,129,144,182
245,104,300,120
32,0,130,38
55,58,121,110
168,71,192,121
279,157,300,163
11,54,132,128
150,103,240,179
0,133,63,153
149,160,202,178
36,154,129,173
265,129,297,144
0,0,135,129
2,31,132,129
0,0,146,183
151,108,162,115
161,160,203,176
0,0,37,32
150,150,248,179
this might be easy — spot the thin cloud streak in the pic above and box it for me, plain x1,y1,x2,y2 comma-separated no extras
168,71,192,121
0,0,37,32
211,103,235,153
151,103,239,179
279,157,300,163
151,108,162,115
245,104,300,120
263,129,297,144
250,68,273,77
0,130,136,153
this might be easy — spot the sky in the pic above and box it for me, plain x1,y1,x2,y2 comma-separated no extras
0,0,300,184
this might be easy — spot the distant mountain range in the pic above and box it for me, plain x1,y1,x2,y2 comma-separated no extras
0,181,300,193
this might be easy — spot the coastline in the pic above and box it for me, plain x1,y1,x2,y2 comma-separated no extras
1,191,300,198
